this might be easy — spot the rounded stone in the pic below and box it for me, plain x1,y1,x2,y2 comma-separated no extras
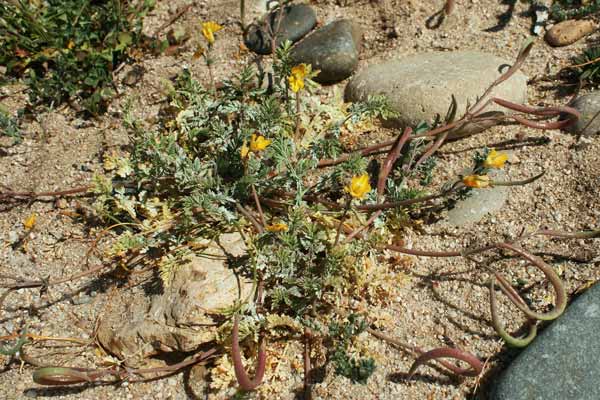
344,51,528,137
244,4,317,55
563,92,600,135
444,170,509,227
290,19,362,84
545,19,597,47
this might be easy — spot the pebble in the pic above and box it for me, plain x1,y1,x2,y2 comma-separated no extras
244,4,317,55
290,19,362,84
345,51,528,138
545,19,597,47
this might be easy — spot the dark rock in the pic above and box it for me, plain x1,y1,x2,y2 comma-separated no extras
290,19,362,84
490,282,600,400
244,4,317,55
564,92,600,136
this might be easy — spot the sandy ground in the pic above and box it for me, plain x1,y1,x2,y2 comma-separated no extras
1,0,599,399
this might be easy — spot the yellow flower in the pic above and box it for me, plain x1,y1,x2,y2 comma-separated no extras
483,149,508,169
345,173,372,199
266,223,288,232
463,174,491,188
249,134,271,152
288,64,309,93
201,21,223,45
24,213,36,230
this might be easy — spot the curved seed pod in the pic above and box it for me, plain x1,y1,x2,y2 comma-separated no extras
489,277,538,347
231,315,267,391
33,367,97,386
495,243,567,321
408,347,483,379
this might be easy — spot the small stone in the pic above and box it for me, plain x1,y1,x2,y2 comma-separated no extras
7,231,19,244
444,170,509,227
71,294,92,305
545,19,597,47
345,51,528,138
244,4,317,55
290,19,362,84
563,91,600,135
55,198,68,209
490,282,600,400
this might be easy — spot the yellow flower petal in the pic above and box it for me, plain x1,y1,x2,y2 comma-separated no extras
266,223,288,232
462,174,491,188
345,173,371,199
288,64,309,93
201,21,223,45
249,134,271,152
483,149,508,169
24,213,36,230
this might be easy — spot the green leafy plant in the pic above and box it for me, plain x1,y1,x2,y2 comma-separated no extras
329,314,376,384
0,106,21,143
572,45,600,83
0,0,154,114
550,0,600,21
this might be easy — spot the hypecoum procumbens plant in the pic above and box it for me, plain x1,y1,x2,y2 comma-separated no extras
1,13,598,398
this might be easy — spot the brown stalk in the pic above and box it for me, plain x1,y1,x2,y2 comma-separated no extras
489,277,538,347
494,243,567,321
368,329,483,378
231,315,267,391
32,347,219,385
407,347,484,379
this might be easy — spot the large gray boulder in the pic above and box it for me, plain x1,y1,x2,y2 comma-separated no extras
345,51,528,137
490,282,600,400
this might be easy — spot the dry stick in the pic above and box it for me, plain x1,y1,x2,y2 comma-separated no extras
251,184,266,227
444,0,455,15
235,202,264,234
152,3,193,37
0,185,90,200
303,327,312,400
231,315,267,391
0,263,109,291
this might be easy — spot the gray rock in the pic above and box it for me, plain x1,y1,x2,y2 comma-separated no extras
244,4,317,55
564,92,600,135
290,19,362,84
445,170,509,226
490,282,600,400
97,233,252,367
345,51,528,137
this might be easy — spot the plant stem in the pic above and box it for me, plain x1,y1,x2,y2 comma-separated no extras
294,90,301,140
334,197,352,247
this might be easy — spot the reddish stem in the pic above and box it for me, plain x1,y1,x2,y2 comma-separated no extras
231,315,267,391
